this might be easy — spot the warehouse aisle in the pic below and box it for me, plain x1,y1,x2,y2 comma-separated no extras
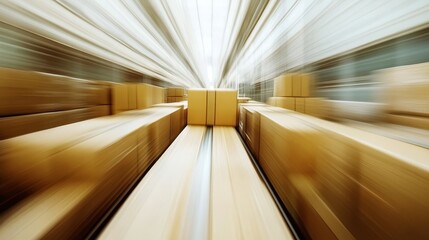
99,126,294,240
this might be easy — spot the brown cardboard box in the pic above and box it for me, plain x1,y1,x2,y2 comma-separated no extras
51,120,140,181
207,90,216,126
112,83,129,114
137,113,171,173
169,108,182,142
0,68,100,116
273,74,293,97
0,114,141,210
292,113,429,238
295,98,305,113
215,89,237,126
167,88,176,97
91,82,111,105
258,112,322,221
386,114,429,130
175,87,185,97
244,106,261,158
0,181,99,239
91,105,111,118
0,108,99,140
377,63,429,117
128,84,137,110
167,97,175,103
152,86,165,105
188,89,207,125
137,84,152,109
267,97,276,106
314,130,360,231
153,102,187,130
167,87,185,97
237,101,264,129
301,74,314,97
357,139,429,239
304,98,329,118
292,74,301,96
290,176,354,240
276,97,295,110
175,96,186,102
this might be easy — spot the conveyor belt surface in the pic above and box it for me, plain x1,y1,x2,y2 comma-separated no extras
99,126,294,239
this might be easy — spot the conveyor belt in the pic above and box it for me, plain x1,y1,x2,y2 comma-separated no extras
99,126,295,239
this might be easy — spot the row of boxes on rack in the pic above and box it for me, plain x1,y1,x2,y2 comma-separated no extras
238,103,429,240
166,87,187,103
0,67,112,140
112,83,166,114
0,105,187,239
377,62,429,130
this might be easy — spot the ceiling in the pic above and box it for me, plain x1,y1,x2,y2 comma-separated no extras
0,0,428,88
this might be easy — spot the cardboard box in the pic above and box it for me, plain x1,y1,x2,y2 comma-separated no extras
304,98,329,118
207,90,216,126
295,98,305,113
244,107,261,158
167,87,185,97
175,87,185,97
301,74,314,97
91,105,111,118
273,74,293,97
0,109,90,140
137,84,152,109
290,176,354,240
0,68,100,116
169,108,182,142
357,139,429,239
386,114,429,130
187,89,207,125
167,88,176,97
292,74,301,96
267,97,276,106
377,63,429,117
175,96,186,102
112,83,129,114
0,114,140,211
258,112,322,221
314,130,360,230
137,113,171,173
215,89,237,126
152,86,165,105
127,84,137,110
153,102,187,130
276,97,295,110
94,82,111,105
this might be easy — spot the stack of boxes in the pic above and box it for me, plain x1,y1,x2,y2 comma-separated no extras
112,83,166,114
268,73,328,117
187,89,237,126
238,104,429,239
0,107,181,238
0,68,112,139
166,87,186,103
377,62,429,130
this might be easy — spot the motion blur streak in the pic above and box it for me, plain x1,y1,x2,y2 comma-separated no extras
1,1,429,240
0,0,428,88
